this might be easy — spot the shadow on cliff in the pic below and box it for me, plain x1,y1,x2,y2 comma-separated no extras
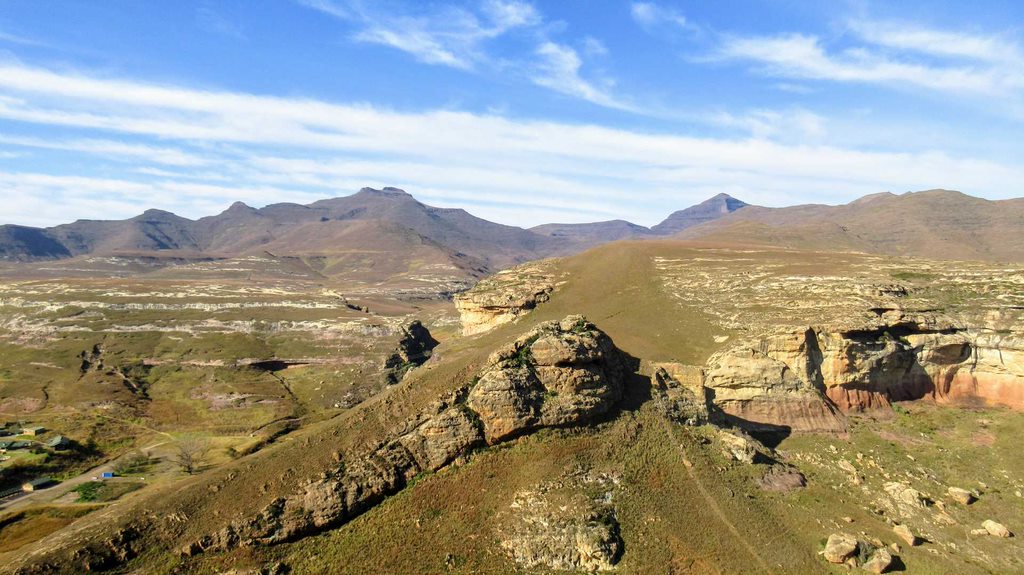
708,403,793,450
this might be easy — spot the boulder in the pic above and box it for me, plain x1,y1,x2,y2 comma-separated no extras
651,367,709,426
758,465,807,492
892,524,917,547
823,533,859,564
861,548,893,574
947,486,975,505
454,264,555,335
884,482,929,510
501,472,622,572
982,520,1012,538
717,429,767,464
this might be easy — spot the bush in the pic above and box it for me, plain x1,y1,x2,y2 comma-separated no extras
73,481,103,502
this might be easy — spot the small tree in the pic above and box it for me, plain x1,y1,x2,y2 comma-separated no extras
172,437,211,475
113,450,150,475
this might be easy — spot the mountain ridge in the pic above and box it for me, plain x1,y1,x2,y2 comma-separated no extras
3,187,1023,267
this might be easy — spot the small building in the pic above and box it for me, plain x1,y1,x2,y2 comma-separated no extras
46,435,70,450
101,471,115,479
0,429,13,437
21,426,45,436
22,477,53,492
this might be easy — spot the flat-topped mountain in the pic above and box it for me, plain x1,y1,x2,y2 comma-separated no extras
530,219,653,246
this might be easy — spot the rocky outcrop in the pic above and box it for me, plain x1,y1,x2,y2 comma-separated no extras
822,533,897,573
702,316,1024,433
188,315,627,556
467,316,626,444
454,264,556,335
501,471,622,573
651,365,709,426
381,320,439,384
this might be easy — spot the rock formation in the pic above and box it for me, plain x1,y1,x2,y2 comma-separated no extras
187,315,627,556
453,264,556,335
703,316,1024,433
467,316,626,443
381,320,439,384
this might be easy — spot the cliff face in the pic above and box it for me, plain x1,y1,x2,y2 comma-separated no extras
704,320,1024,432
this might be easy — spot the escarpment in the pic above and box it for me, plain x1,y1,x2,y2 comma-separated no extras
186,315,626,556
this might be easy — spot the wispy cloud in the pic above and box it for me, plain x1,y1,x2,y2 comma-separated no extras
0,30,44,47
0,63,1020,227
0,134,211,166
531,42,635,112
631,2,687,30
714,22,1024,102
848,20,1022,63
295,0,639,112
297,0,539,70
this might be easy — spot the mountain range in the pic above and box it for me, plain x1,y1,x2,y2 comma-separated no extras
2,187,1022,273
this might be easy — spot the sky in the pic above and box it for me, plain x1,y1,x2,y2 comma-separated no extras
0,0,1023,228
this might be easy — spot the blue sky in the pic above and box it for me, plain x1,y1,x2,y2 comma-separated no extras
0,0,1023,227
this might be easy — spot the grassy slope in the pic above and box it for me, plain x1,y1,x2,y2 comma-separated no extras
4,240,1023,574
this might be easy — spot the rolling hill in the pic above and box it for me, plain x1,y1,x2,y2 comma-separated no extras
677,189,1024,262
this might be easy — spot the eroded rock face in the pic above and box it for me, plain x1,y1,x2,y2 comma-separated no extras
454,264,556,335
501,471,622,573
189,315,627,556
704,329,848,433
703,318,1024,433
467,316,626,444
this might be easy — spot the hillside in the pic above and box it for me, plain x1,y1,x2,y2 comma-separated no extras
678,189,1024,262
3,240,1022,574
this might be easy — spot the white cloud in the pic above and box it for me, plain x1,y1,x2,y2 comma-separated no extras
532,42,635,111
0,135,211,166
714,23,1024,102
0,63,1021,227
298,0,540,70
848,20,1022,63
709,108,826,141
631,2,690,32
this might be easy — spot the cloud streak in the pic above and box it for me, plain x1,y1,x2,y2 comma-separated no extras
713,22,1024,102
0,63,1020,228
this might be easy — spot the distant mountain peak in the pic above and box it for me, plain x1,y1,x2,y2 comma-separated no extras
650,193,749,235
134,208,185,221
